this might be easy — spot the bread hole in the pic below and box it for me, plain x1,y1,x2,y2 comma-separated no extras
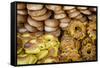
87,49,91,54
75,27,81,32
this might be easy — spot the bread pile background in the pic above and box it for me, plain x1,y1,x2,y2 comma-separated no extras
17,3,97,65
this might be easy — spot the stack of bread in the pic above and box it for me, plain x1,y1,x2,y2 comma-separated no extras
16,3,97,65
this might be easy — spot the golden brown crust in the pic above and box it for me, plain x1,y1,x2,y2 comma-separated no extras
68,20,86,40
81,43,96,60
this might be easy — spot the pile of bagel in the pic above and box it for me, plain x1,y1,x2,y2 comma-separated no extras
17,3,97,65
17,3,27,33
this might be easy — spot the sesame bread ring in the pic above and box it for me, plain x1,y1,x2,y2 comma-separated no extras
45,26,58,32
67,8,77,14
28,8,47,17
60,17,71,23
75,13,83,19
27,4,43,10
81,43,96,60
60,17,71,30
68,20,86,40
31,11,52,21
68,11,80,18
27,16,43,27
54,13,66,19
63,6,75,10
45,19,59,28
80,10,91,15
54,9,65,14
46,5,62,11
77,7,88,10
24,23,38,32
